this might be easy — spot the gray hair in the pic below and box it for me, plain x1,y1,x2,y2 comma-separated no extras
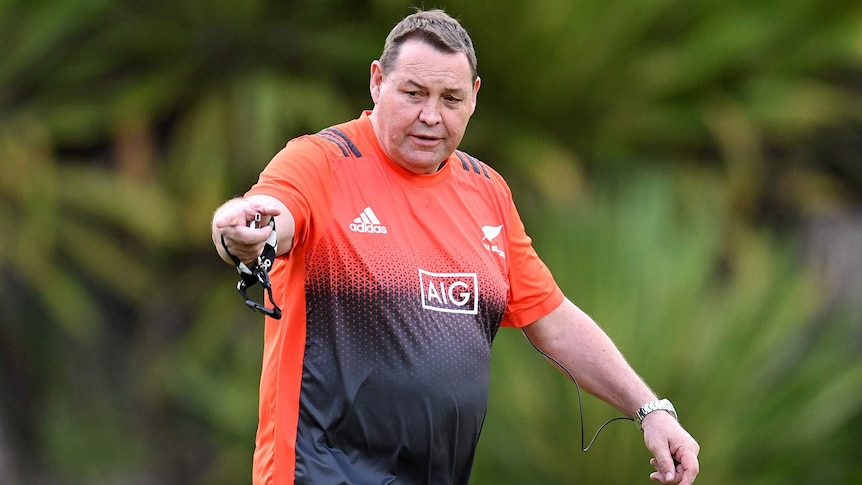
379,9,478,81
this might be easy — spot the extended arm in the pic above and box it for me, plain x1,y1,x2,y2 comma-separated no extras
523,298,700,485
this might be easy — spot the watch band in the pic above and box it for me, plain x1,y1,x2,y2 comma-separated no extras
635,398,677,430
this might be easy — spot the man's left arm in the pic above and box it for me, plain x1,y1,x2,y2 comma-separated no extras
522,298,700,485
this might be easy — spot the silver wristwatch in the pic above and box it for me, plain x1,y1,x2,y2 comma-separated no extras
634,399,677,430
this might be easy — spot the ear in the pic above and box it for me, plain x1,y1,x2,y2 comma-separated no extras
470,76,481,113
370,60,384,104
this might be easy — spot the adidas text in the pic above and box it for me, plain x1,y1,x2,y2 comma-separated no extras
349,223,388,234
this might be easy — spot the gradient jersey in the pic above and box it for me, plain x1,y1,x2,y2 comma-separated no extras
246,112,563,485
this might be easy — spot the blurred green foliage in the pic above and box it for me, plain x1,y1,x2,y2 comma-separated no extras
1,0,861,483
475,169,862,484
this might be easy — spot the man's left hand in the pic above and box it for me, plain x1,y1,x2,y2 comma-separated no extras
641,411,700,484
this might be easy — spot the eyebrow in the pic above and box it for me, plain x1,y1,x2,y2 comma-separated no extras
402,79,468,97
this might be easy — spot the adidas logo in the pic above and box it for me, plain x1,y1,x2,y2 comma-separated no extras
349,206,388,234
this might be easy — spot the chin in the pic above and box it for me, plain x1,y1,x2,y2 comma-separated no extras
396,151,447,173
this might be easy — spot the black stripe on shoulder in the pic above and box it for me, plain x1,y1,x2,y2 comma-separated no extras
456,151,490,179
455,151,471,171
315,131,350,157
469,154,490,178
315,128,363,158
328,128,362,158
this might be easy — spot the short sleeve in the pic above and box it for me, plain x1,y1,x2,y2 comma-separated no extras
500,196,564,328
245,136,334,250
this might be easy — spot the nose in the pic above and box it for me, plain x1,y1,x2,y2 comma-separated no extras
418,100,441,126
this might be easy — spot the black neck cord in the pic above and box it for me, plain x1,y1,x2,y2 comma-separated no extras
522,331,634,452
221,217,282,319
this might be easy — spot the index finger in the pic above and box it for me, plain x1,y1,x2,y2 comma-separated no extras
248,201,282,218
245,195,283,217
214,199,281,230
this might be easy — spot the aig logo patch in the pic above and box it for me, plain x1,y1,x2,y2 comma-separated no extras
418,269,479,315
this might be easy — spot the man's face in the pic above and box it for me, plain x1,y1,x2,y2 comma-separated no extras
369,39,481,174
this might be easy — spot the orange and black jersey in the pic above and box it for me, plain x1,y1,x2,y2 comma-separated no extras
246,112,563,485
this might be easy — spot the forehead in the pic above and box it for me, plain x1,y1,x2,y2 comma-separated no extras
387,39,474,89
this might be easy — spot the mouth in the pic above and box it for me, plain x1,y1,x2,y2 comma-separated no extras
410,134,443,144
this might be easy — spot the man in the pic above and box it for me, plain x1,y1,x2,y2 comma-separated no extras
212,9,699,485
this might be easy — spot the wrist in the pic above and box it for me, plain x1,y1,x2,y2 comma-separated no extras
634,398,677,430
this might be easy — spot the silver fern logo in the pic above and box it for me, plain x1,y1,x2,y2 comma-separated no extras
481,225,505,258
